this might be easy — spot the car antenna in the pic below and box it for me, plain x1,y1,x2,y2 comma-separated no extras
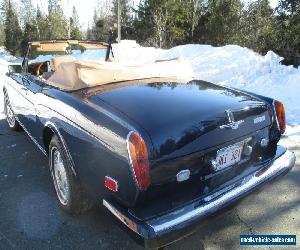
105,28,114,61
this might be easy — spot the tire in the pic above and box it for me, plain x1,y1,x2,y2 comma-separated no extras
4,94,21,131
49,135,94,214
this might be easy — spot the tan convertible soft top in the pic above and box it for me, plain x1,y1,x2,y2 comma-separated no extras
46,59,195,91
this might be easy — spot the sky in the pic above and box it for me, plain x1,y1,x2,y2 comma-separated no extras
31,0,279,29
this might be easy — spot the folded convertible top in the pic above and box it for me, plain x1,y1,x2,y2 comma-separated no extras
46,59,195,91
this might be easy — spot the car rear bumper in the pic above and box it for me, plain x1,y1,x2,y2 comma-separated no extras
103,147,296,248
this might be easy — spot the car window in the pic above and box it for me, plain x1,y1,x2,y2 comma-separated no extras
28,45,107,64
25,41,108,79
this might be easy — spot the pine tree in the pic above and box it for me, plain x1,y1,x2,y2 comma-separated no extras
92,7,113,41
275,0,300,64
36,5,48,39
133,1,169,47
19,0,40,54
205,0,243,46
70,6,82,40
47,0,68,39
240,0,276,53
21,22,39,53
112,0,133,39
3,0,22,55
19,0,35,28
278,0,300,14
86,22,93,40
188,0,204,40
48,0,60,14
112,0,131,25
133,0,203,47
0,18,5,46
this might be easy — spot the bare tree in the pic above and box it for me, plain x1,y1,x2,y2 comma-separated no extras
190,0,202,38
19,0,36,27
151,3,168,48
95,0,112,18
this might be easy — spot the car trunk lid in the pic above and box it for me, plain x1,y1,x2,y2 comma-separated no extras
86,80,271,189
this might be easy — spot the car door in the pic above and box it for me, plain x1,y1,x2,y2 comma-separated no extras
6,71,33,130
9,45,44,142
20,73,44,140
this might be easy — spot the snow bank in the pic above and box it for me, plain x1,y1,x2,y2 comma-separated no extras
156,45,300,128
112,40,165,64
113,41,300,144
0,47,20,113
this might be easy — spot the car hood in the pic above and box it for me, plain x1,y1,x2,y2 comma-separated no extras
87,80,270,161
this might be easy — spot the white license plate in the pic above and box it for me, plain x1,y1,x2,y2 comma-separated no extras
214,141,244,171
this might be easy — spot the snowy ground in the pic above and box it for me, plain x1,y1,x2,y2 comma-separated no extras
0,42,299,145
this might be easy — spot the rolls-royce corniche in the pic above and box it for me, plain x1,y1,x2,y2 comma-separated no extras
3,40,296,248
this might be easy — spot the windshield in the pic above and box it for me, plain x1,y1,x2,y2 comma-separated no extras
28,41,108,64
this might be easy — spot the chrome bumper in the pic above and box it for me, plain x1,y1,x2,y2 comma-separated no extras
147,150,296,234
103,148,296,243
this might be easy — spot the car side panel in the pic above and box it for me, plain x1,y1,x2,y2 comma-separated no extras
20,74,45,142
5,76,141,207
4,74,33,124
35,88,141,207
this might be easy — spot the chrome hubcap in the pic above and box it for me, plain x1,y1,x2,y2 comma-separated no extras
5,100,16,128
51,148,70,205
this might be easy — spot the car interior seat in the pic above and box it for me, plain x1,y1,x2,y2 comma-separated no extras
42,55,75,80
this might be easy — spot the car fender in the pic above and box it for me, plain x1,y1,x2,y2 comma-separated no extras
44,121,78,178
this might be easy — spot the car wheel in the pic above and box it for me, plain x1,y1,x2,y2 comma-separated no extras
49,135,94,214
4,95,21,131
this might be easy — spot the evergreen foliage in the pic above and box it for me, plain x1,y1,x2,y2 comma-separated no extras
0,18,5,46
46,0,68,39
0,0,298,65
70,7,82,40
3,0,22,55
275,0,300,64
111,0,133,38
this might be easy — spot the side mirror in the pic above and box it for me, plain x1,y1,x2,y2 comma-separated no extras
8,64,22,74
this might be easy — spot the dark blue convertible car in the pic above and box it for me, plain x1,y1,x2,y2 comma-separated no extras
3,40,296,248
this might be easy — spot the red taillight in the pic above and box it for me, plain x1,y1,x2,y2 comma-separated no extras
127,131,150,190
274,100,286,134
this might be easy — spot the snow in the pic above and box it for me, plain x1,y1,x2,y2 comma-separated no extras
0,42,299,146
0,47,22,113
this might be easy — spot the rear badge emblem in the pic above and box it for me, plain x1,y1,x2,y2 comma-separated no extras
254,115,266,124
220,110,244,130
176,170,191,182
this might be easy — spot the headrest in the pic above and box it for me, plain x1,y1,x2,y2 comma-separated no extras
51,55,75,71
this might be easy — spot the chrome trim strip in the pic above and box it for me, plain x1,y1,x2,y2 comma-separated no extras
103,199,142,236
126,131,139,188
16,117,47,156
272,99,281,132
126,131,149,191
147,150,296,233
44,121,77,177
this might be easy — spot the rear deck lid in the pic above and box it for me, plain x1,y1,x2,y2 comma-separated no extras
88,80,270,160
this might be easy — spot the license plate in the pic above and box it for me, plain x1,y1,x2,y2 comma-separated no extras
214,141,244,171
